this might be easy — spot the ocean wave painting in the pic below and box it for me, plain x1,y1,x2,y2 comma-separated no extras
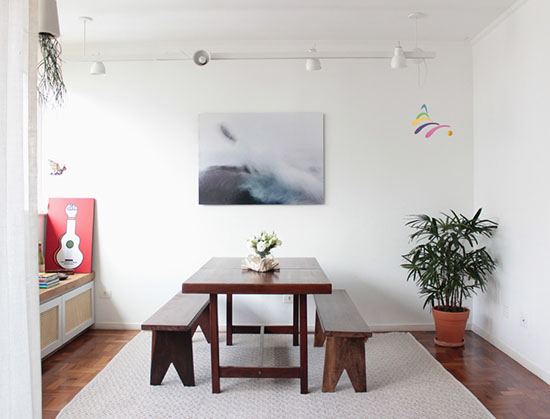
199,113,324,205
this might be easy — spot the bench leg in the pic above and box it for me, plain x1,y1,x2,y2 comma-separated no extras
314,311,326,347
322,337,366,393
197,305,211,344
150,331,195,386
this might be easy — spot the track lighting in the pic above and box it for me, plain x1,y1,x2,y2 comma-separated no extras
193,50,211,66
390,41,407,70
305,47,321,71
90,61,106,75
80,16,107,76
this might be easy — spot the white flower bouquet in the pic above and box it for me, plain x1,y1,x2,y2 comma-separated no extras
243,231,282,272
247,231,282,258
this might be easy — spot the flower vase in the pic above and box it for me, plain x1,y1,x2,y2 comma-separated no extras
242,254,280,272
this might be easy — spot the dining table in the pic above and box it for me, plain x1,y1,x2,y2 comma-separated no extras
182,257,332,394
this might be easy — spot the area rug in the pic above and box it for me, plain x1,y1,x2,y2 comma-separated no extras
57,332,492,418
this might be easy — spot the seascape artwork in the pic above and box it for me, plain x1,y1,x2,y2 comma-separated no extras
199,113,324,205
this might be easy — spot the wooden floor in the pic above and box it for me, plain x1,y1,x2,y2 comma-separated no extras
42,329,550,419
42,330,139,419
411,331,550,418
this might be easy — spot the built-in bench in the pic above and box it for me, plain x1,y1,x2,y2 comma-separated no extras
314,289,372,392
141,293,210,386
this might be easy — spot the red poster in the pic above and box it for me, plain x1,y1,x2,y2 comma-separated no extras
45,198,95,273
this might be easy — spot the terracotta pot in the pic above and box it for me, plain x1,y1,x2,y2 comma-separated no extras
432,307,470,347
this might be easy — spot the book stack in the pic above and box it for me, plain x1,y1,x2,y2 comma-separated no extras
39,272,60,289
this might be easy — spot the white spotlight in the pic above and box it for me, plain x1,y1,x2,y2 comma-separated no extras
305,47,321,71
390,41,407,70
193,50,211,66
90,61,106,75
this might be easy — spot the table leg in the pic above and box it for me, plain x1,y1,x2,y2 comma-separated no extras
293,295,299,346
210,294,220,393
299,294,308,394
226,293,233,346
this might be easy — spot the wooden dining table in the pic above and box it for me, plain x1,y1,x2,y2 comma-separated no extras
182,257,332,394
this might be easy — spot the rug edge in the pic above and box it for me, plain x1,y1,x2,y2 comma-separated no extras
404,332,494,418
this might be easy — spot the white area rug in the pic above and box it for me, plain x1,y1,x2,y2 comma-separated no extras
58,332,492,418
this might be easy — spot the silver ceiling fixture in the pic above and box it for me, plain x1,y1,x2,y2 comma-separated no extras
192,50,211,66
80,16,106,76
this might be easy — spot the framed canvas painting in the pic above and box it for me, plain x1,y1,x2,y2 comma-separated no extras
199,112,324,205
45,198,95,273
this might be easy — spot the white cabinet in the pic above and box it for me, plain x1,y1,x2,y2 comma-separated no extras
40,280,95,358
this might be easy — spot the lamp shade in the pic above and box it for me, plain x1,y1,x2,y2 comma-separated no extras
90,61,106,75
305,57,321,71
390,42,407,70
39,0,61,37
193,50,211,66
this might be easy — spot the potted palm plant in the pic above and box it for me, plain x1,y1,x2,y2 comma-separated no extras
401,208,498,347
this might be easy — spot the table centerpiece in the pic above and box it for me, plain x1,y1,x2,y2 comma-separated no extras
242,231,282,272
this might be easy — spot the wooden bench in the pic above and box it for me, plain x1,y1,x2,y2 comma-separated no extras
314,289,373,392
141,293,210,386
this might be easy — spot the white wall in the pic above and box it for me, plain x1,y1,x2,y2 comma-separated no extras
42,41,473,331
472,0,550,383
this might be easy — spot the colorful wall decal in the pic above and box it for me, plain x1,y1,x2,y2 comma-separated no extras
412,104,453,138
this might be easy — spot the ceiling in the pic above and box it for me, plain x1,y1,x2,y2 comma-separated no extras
57,0,516,46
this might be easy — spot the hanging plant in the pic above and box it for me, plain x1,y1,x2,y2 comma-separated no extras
38,33,66,106
38,0,65,107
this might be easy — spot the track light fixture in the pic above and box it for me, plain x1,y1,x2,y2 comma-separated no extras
90,61,106,75
390,41,407,70
80,16,107,76
305,47,321,71
193,50,211,66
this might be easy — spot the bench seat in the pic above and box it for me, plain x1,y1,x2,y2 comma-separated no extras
141,293,210,386
314,289,372,392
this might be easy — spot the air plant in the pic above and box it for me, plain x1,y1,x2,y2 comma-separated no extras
38,0,65,107
38,33,66,107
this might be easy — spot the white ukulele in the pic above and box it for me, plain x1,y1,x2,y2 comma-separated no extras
54,203,84,269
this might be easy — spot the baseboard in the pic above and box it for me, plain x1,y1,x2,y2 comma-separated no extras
94,322,142,330
93,322,444,332
472,325,550,385
371,323,435,332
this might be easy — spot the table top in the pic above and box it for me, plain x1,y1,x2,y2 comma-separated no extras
183,257,331,295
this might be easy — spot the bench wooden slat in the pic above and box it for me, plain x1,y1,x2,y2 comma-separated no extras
314,289,372,338
142,293,209,332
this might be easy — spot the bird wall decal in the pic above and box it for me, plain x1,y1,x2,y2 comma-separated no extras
49,159,66,175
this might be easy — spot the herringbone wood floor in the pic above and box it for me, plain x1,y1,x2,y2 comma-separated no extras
42,330,140,419
42,330,550,418
412,331,550,418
